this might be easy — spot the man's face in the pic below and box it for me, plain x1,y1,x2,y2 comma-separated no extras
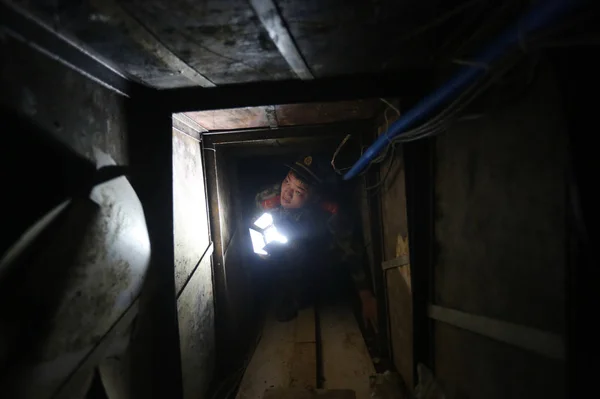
280,171,312,209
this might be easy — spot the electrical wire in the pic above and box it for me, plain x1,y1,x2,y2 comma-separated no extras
361,78,485,191
331,134,352,175
394,0,587,147
340,1,586,182
355,52,522,193
384,52,521,145
398,6,594,146
361,101,402,192
331,99,400,177
379,98,400,116
365,146,396,195
361,2,526,153
337,14,540,185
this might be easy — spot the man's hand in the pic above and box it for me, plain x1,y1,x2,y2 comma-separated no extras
359,290,378,333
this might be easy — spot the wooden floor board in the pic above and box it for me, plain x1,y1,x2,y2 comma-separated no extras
320,304,375,399
237,303,374,399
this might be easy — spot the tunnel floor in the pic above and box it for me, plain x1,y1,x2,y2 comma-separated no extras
235,299,375,399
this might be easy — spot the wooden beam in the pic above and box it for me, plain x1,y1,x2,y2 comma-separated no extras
158,72,430,112
381,255,410,271
90,0,215,87
249,0,313,80
173,113,208,141
0,1,141,97
173,113,208,133
265,105,279,129
428,305,565,360
203,121,369,145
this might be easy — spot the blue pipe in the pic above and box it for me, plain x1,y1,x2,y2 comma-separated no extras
344,0,578,180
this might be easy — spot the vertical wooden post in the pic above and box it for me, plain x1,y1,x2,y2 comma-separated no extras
202,145,232,377
362,129,392,361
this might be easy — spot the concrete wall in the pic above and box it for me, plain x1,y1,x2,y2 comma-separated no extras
432,64,567,398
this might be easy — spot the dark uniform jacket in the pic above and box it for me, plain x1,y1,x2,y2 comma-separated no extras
254,184,369,291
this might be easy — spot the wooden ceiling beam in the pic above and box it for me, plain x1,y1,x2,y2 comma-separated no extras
158,71,430,112
249,0,314,80
90,0,215,87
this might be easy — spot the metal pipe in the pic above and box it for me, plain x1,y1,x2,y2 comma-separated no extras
343,0,579,180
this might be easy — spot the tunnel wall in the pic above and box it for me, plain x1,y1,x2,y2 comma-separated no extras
205,146,255,374
0,33,214,399
381,133,413,390
369,108,414,389
216,147,255,349
374,62,570,397
172,130,215,399
0,35,139,397
431,63,567,398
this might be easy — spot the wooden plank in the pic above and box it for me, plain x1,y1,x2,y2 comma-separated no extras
236,315,296,399
203,122,362,144
172,114,207,140
249,0,314,80
175,113,207,133
274,100,378,127
428,305,565,360
0,1,137,97
290,343,317,390
121,0,295,85
162,73,428,113
90,0,215,87
385,268,413,389
434,322,565,399
320,305,375,399
381,255,410,271
265,105,279,129
276,0,435,78
186,108,270,131
295,308,316,343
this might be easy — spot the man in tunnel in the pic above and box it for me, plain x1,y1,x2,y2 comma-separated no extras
252,155,378,331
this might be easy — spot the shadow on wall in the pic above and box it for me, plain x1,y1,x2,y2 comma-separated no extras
0,109,151,398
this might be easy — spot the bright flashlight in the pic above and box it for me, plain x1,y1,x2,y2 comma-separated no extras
249,212,288,255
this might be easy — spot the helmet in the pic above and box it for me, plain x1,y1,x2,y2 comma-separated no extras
285,155,330,187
